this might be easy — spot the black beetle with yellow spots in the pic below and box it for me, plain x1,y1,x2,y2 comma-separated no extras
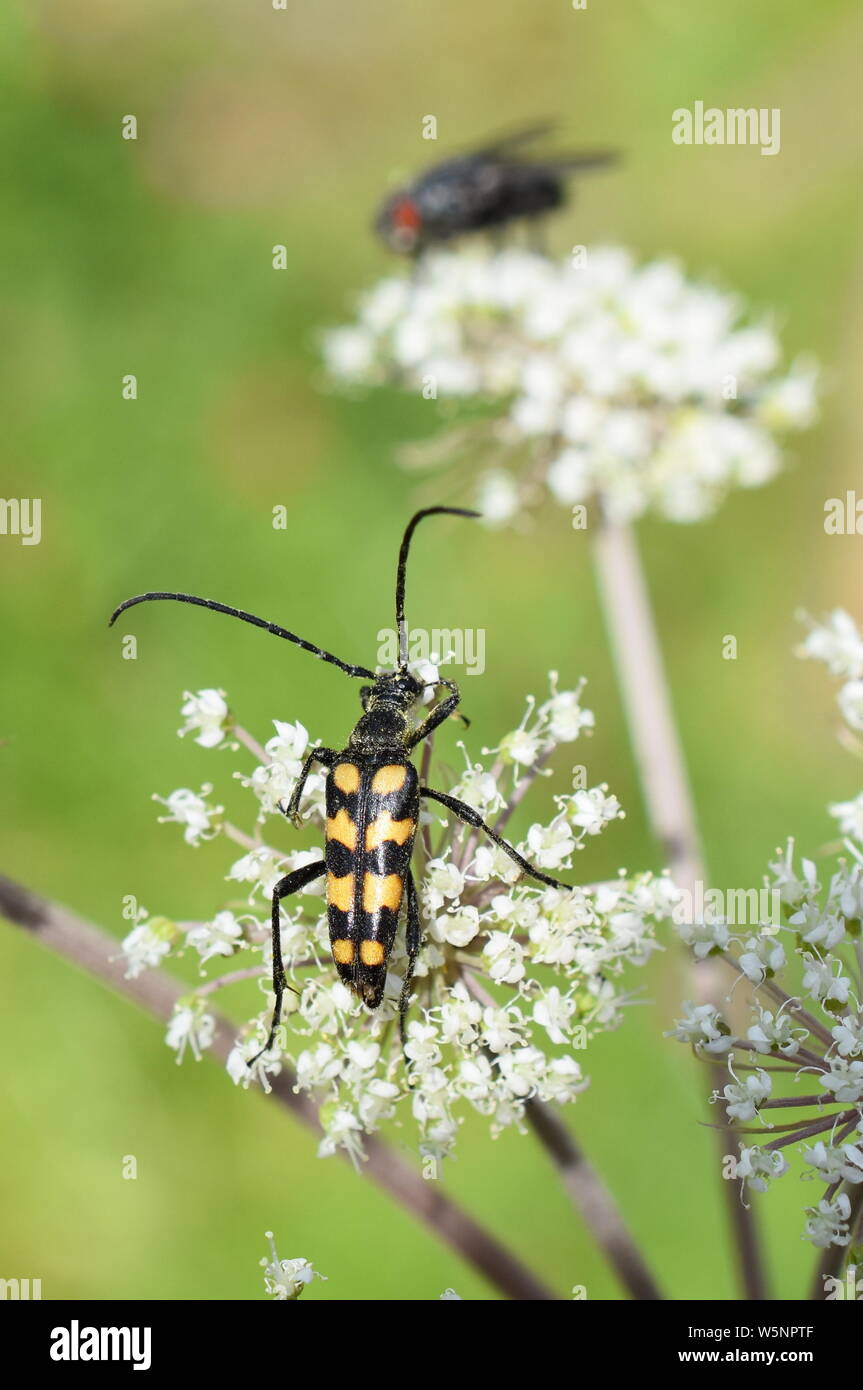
109,508,572,1060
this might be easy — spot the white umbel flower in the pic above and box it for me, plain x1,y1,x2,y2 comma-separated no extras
324,246,817,525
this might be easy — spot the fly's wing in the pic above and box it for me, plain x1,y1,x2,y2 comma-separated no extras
473,119,559,157
465,122,619,175
540,149,620,174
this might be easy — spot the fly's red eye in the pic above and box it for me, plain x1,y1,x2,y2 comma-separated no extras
391,198,422,232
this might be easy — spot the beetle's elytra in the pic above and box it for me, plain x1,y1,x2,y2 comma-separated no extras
109,507,573,1062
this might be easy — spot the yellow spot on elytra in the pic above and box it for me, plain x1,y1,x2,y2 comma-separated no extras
363,873,403,914
360,939,386,966
371,764,407,795
327,872,354,912
332,938,354,965
333,763,360,794
326,809,357,851
365,813,415,852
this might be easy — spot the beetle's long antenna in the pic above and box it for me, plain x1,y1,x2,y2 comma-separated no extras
108,592,376,679
395,507,480,669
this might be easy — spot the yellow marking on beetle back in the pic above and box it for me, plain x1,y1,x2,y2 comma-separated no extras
326,808,357,851
371,764,407,795
360,939,386,966
333,763,360,794
332,938,354,965
327,872,355,913
365,812,415,852
363,872,404,914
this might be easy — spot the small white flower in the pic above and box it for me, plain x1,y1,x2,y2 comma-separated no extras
667,1002,733,1055
434,906,481,949
480,1005,526,1054
498,727,542,767
476,470,521,526
797,610,863,680
565,786,623,836
166,999,215,1063
187,910,244,965
738,932,785,985
179,689,231,748
154,786,222,846
723,1069,772,1123
532,987,576,1045
804,1140,863,1186
260,1231,326,1300
121,914,174,978
482,931,526,985
746,1007,804,1057
295,1042,343,1091
829,792,863,842
818,1058,863,1104
832,1015,863,1057
736,1146,788,1193
539,683,594,743
526,816,575,869
838,680,863,732
423,858,466,912
803,1193,852,1249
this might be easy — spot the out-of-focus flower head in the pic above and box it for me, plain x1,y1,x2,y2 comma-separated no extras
323,246,818,525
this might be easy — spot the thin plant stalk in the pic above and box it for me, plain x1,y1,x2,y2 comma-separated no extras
461,970,663,1299
591,513,769,1301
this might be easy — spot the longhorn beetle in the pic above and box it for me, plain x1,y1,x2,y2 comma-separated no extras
109,508,573,1062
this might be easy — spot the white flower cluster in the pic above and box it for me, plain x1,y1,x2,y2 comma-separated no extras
670,610,863,1252
123,677,675,1168
323,246,817,525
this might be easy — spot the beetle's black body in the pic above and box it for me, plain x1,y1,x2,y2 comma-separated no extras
324,751,418,1008
109,508,573,1062
375,123,618,255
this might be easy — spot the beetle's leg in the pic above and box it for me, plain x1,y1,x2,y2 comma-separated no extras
399,869,422,1049
420,785,571,890
248,859,326,1066
282,746,338,827
407,680,468,751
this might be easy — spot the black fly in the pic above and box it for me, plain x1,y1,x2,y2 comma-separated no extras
374,122,617,255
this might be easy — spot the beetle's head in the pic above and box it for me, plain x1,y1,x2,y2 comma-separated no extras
360,669,423,712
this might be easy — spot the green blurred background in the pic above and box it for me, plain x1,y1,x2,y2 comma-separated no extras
2,0,862,1301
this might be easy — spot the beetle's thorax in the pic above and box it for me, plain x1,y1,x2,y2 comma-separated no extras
348,670,422,754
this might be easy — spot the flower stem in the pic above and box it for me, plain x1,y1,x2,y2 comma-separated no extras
523,1096,663,1300
0,872,555,1302
460,968,662,1298
591,514,769,1300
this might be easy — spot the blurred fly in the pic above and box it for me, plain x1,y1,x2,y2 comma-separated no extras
374,122,617,255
